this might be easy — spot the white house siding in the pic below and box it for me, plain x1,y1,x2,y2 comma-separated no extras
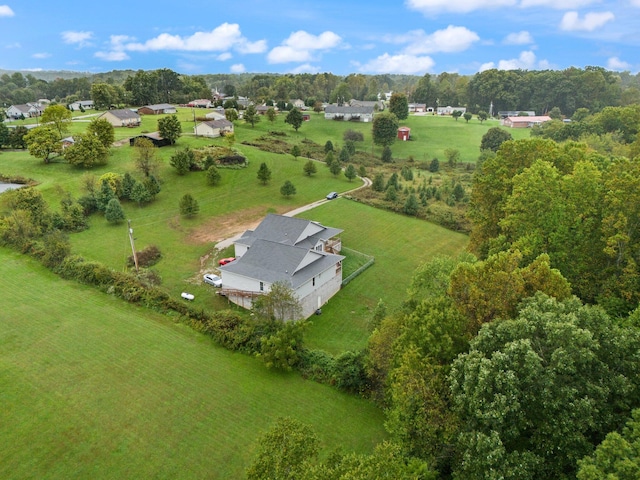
298,273,342,318
221,262,342,319
194,124,221,137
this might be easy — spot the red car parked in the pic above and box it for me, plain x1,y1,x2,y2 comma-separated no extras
219,257,236,266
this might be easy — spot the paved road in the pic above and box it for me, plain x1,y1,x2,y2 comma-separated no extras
214,175,372,250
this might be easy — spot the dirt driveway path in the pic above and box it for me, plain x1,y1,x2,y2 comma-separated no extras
214,175,372,250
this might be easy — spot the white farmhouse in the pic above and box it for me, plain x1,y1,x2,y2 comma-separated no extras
219,214,344,319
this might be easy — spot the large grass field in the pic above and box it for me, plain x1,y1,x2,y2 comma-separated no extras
0,248,387,479
296,199,469,354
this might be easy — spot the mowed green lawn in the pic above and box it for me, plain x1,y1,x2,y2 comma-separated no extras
297,199,469,354
0,248,386,479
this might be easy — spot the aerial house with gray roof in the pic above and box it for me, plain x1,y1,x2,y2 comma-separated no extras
218,214,344,319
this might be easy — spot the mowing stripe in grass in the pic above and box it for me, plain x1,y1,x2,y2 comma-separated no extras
0,248,386,479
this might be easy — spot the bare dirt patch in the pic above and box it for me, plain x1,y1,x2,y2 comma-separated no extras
187,206,288,246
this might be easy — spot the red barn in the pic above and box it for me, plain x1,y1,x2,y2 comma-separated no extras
397,126,410,141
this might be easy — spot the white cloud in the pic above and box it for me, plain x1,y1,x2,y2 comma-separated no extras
560,11,615,31
504,31,534,45
386,26,480,54
0,5,14,17
217,52,232,61
607,56,631,70
32,52,50,59
267,30,341,64
406,0,515,14
289,63,321,74
230,63,245,73
631,0,640,6
359,53,435,74
94,50,129,61
61,31,94,47
479,50,552,72
122,23,266,53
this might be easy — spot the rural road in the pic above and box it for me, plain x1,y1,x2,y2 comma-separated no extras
214,174,372,250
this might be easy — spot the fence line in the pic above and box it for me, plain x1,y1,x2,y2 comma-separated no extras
341,247,375,287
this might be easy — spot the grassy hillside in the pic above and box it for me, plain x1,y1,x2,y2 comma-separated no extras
297,199,469,353
0,248,386,479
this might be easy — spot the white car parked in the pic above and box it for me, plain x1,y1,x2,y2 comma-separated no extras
203,273,222,287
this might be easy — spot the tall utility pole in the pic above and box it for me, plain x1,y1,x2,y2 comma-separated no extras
127,219,139,272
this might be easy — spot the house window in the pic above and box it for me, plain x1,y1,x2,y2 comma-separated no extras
316,244,322,252
259,281,264,291
312,277,316,286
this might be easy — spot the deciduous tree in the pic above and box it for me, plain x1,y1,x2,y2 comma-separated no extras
389,92,409,120
344,163,357,182
25,126,62,163
157,114,181,145
372,111,399,147
86,118,115,148
285,107,304,131
64,132,109,167
244,104,260,127
451,293,640,480
41,104,72,137
303,160,317,176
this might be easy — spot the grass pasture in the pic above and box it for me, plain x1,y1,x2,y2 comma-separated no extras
0,248,386,479
297,199,469,354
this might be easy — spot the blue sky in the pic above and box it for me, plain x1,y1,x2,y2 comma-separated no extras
1,0,638,76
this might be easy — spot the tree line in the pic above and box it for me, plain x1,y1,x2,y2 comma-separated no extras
2,67,638,118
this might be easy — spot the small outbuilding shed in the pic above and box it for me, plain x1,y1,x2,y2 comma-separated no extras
129,132,172,147
397,126,411,141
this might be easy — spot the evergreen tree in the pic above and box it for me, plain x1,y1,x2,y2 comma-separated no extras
122,172,136,200
206,165,221,186
257,162,272,185
303,160,317,176
144,174,161,198
105,198,125,224
290,144,301,160
130,181,151,206
403,193,419,215
372,172,385,192
329,159,342,177
179,193,199,216
96,179,116,212
344,164,357,182
324,140,334,153
280,180,297,197
339,147,350,163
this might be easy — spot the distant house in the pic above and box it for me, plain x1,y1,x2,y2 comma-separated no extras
60,136,75,149
97,109,141,127
188,99,213,108
324,105,374,122
219,214,345,319
129,132,171,147
205,111,226,121
302,113,311,121
398,126,411,141
502,115,552,128
68,100,94,111
292,99,306,109
437,106,466,115
256,105,271,115
349,99,384,111
6,103,43,119
194,119,234,138
408,103,426,113
498,110,536,119
137,103,177,115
